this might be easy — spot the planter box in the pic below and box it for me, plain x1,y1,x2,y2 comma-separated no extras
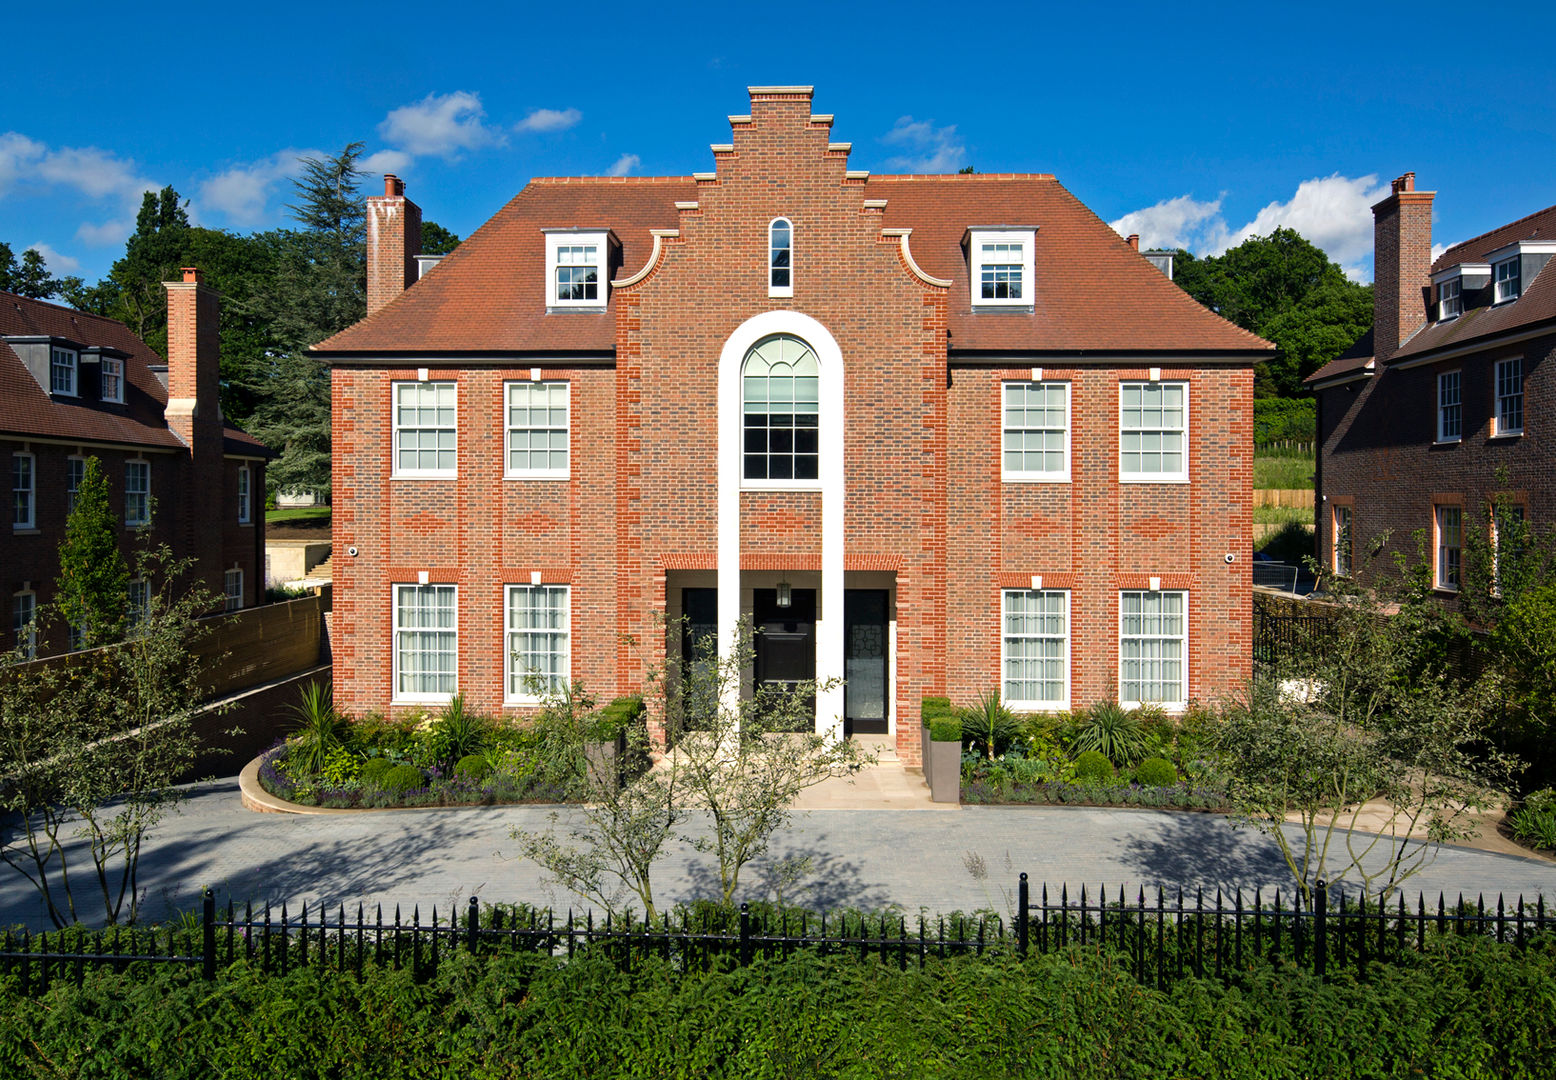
584,734,624,795
927,734,961,804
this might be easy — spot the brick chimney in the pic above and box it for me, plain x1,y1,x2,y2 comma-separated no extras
164,267,224,589
366,174,423,316
1371,172,1434,361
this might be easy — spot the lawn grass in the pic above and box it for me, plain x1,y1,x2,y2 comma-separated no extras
1254,454,1314,489
265,506,330,524
1253,504,1313,526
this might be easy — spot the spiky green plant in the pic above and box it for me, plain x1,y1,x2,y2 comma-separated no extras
959,691,1021,761
285,680,345,776
1071,699,1150,767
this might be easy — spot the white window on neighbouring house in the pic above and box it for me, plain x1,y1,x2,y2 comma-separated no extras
1332,504,1353,577
1434,505,1462,591
237,466,251,524
127,578,150,629
1119,381,1188,482
506,584,570,701
67,457,86,514
393,584,458,702
1494,357,1524,436
1120,590,1187,708
13,590,36,660
1002,589,1068,709
969,229,1035,306
224,568,244,612
1494,258,1521,303
742,333,820,483
1436,370,1462,442
769,217,793,297
1002,382,1070,481
12,452,35,530
545,231,608,308
125,460,150,526
101,356,123,403
1437,278,1461,321
50,347,77,396
505,381,570,478
393,381,457,477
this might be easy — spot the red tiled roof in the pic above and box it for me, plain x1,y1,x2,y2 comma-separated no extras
1391,203,1556,363
313,174,1270,358
1305,328,1374,386
0,290,266,453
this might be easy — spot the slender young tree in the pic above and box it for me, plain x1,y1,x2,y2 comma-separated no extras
53,457,130,650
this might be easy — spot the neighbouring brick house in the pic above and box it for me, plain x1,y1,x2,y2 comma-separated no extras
1308,173,1553,597
2,271,268,657
313,87,1270,763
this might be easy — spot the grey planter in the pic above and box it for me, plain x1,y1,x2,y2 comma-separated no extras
927,735,961,804
584,737,622,795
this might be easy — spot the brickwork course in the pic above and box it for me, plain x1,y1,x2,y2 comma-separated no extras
314,87,1271,762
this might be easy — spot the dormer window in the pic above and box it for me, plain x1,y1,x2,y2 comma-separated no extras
768,218,793,298
544,230,610,309
101,356,123,403
1494,257,1520,304
968,228,1036,307
50,347,77,396
1437,278,1461,321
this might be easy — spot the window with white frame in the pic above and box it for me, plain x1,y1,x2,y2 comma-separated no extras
1494,258,1521,303
1437,278,1461,321
237,466,251,523
67,457,85,514
1434,505,1462,591
506,585,570,701
13,591,36,660
101,356,123,403
125,460,150,526
393,381,457,476
769,218,793,297
1003,382,1070,480
393,584,458,702
505,382,569,477
969,230,1034,306
50,347,77,396
1120,590,1186,707
126,578,150,629
1436,371,1462,442
12,452,35,529
1333,504,1353,577
742,334,819,482
224,568,244,611
1119,381,1188,482
1002,589,1068,708
545,232,608,308
1494,358,1524,436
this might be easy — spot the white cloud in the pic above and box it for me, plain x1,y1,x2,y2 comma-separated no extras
0,131,156,203
26,242,79,274
605,153,641,177
1111,173,1392,281
0,132,46,195
75,219,133,247
1431,241,1455,262
879,116,967,173
360,149,414,176
197,148,320,226
516,107,582,134
378,91,503,158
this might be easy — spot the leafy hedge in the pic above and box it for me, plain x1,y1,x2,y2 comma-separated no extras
1253,397,1316,445
3,938,1555,1077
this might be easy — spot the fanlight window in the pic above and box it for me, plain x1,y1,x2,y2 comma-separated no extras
742,334,818,481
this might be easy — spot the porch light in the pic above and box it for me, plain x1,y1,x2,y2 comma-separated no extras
776,578,792,608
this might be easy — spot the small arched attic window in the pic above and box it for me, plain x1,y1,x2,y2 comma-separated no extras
768,218,793,298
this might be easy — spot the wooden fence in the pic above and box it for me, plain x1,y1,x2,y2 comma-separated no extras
1254,488,1315,509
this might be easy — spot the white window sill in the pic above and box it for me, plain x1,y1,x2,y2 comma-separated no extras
1121,699,1187,714
1006,699,1069,714
1432,585,1460,595
768,286,794,299
392,694,455,707
971,302,1035,312
126,521,151,530
1119,475,1190,485
1002,473,1071,484
546,304,608,314
1432,439,1461,447
504,472,571,482
391,472,458,480
1489,430,1523,440
12,526,39,535
741,482,823,493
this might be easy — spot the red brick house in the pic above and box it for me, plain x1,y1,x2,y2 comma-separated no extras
313,87,1269,762
2,271,268,657
1308,174,1553,596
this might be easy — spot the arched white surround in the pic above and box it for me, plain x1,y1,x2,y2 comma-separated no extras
718,311,845,738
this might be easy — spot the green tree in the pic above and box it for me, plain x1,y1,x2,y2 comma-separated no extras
53,457,129,651
103,187,192,352
420,221,461,255
0,242,63,299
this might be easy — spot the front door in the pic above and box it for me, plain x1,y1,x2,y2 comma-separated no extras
844,589,889,735
753,588,815,731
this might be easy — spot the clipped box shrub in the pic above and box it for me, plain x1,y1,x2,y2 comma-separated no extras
1135,757,1179,787
1074,749,1115,782
928,718,962,743
591,695,647,740
360,756,395,787
380,763,425,795
921,696,956,723
454,754,491,781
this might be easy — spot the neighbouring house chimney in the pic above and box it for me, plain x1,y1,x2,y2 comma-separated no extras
366,174,423,316
1371,172,1434,361
164,267,225,591
1127,233,1140,251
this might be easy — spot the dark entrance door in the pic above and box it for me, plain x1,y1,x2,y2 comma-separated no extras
844,589,889,735
753,588,815,731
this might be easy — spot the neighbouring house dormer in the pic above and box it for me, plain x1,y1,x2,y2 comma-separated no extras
1431,262,1488,322
1485,240,1556,306
543,228,617,311
965,227,1037,308
78,346,129,404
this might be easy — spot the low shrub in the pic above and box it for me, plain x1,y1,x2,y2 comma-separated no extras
592,695,646,740
921,696,956,723
1073,750,1114,782
1135,757,1179,787
380,764,425,795
360,757,395,787
454,754,491,781
928,718,962,743
1511,788,1556,850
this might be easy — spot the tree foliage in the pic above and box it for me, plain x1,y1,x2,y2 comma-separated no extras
53,457,129,651
0,241,63,299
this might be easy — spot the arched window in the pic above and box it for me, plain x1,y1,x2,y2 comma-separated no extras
768,218,792,297
742,334,818,481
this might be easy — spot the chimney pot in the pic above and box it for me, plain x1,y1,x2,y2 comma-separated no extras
182,267,201,284
1127,234,1140,251
384,174,403,197
1392,172,1415,194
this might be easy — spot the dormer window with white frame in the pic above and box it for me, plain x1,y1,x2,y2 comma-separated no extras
544,230,609,309
50,347,77,396
100,356,123,403
768,218,793,297
1437,278,1461,321
1493,257,1520,304
968,228,1036,307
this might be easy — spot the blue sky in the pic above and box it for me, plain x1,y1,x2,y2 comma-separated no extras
3,1,1553,291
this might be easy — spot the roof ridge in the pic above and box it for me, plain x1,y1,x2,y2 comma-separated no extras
868,173,1057,181
526,175,698,185
1439,202,1556,261
0,288,123,326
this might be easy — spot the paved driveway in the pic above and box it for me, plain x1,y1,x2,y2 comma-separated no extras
4,779,1555,930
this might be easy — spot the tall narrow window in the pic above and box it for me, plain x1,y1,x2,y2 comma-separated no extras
127,579,150,629
125,460,150,526
393,381,457,476
12,452,35,530
506,585,570,701
1492,503,1527,597
1494,358,1524,436
505,381,570,477
1436,371,1462,442
1003,382,1069,480
66,457,86,514
1437,278,1461,321
768,218,793,297
1002,590,1069,708
394,584,458,702
1119,381,1188,482
742,334,819,482
1120,591,1186,707
1332,504,1353,576
1435,505,1462,591
1494,258,1521,303
13,591,36,660
101,356,123,403
224,568,244,612
50,347,77,396
237,466,251,524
